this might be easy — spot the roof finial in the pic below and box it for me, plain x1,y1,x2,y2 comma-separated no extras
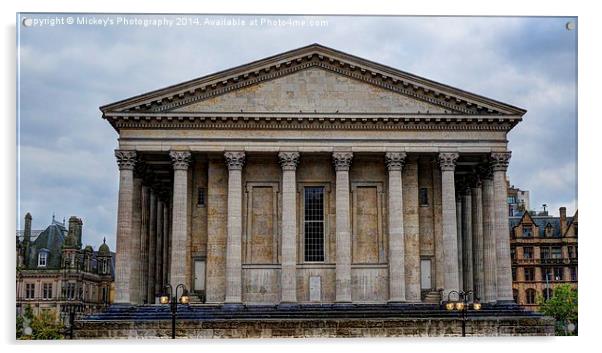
52,212,55,222
103,237,106,244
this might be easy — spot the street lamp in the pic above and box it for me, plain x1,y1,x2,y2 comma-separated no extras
445,290,481,337
61,292,84,339
160,284,190,339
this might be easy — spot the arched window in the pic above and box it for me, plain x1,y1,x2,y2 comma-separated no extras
543,288,554,301
526,289,537,304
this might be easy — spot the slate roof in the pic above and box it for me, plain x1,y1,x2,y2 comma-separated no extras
509,213,574,238
25,222,67,269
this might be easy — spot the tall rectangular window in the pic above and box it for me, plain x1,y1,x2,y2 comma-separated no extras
43,283,52,299
552,247,562,259
304,187,325,262
523,246,533,259
541,247,550,259
25,283,35,299
554,267,564,281
419,188,429,206
524,267,534,281
197,187,206,207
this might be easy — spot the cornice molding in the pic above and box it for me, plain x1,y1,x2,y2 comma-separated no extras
105,112,520,132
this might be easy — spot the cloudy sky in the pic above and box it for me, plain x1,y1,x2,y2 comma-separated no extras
17,14,577,249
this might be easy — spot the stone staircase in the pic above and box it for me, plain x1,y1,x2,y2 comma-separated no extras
81,302,532,322
423,290,442,304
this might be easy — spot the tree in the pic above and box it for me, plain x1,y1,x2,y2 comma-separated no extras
17,305,63,340
537,284,578,336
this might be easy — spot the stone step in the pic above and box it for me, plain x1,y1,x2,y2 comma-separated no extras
81,302,531,322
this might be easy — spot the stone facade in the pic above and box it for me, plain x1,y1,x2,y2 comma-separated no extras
16,213,115,322
100,44,526,307
509,207,578,310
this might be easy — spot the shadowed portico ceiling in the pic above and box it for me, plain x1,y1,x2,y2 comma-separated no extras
100,43,526,131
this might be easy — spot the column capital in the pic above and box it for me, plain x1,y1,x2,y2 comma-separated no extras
438,152,459,171
278,152,300,171
224,151,245,171
490,152,511,172
115,150,137,170
169,151,192,170
385,152,407,171
332,151,353,171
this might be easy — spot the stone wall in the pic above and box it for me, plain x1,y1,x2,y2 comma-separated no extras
74,316,555,339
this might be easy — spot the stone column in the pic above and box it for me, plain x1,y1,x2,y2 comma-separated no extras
385,152,406,302
403,157,420,302
279,152,300,304
139,184,150,304
224,151,245,304
333,151,353,303
491,152,514,303
462,186,473,293
114,150,137,304
169,151,191,295
162,199,170,288
439,152,460,300
130,166,143,304
432,159,445,290
155,198,164,298
471,176,484,301
147,190,157,303
481,166,497,303
455,192,463,290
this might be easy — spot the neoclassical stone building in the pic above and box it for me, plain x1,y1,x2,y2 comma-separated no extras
102,44,524,306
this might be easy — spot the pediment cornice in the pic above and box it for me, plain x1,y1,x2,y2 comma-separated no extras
100,44,527,118
104,111,521,131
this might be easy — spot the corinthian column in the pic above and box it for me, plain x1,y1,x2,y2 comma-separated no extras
439,152,460,300
385,152,406,302
480,165,497,303
471,175,484,301
491,152,514,303
169,151,191,296
155,197,164,298
333,151,353,303
139,183,150,303
462,186,473,293
224,151,245,304
114,150,137,304
147,189,157,303
130,164,144,304
279,152,300,304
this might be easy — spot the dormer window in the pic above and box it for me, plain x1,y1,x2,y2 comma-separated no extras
522,226,533,237
545,223,554,237
38,251,48,267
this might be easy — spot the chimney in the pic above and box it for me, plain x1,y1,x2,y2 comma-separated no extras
76,218,83,248
560,207,567,235
68,216,83,249
24,212,32,242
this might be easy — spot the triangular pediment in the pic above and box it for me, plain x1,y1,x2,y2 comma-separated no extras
171,66,450,114
101,43,526,116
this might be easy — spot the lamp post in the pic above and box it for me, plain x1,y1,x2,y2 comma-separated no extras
445,290,481,337
160,284,190,339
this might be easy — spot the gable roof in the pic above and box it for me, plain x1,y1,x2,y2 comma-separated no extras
100,43,527,118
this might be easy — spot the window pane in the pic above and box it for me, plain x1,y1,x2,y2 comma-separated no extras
304,187,324,262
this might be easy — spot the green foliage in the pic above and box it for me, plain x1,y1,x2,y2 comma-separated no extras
17,306,64,340
537,284,578,336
